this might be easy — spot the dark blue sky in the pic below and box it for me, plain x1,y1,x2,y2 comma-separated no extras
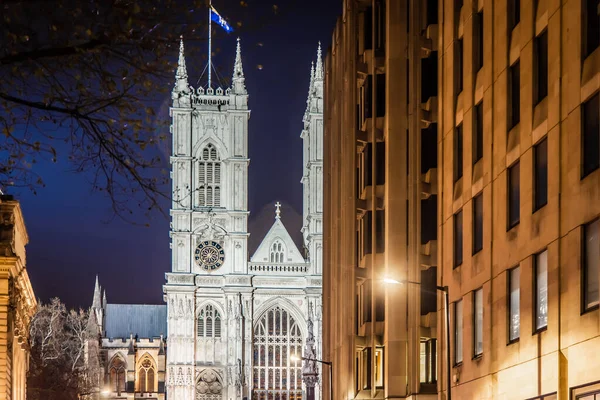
17,1,341,307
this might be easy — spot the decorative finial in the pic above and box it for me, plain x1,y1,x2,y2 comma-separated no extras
275,201,282,219
102,289,107,308
315,41,324,80
174,36,190,94
232,37,247,94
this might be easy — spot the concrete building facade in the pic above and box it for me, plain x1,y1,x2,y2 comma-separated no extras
0,195,37,400
437,0,600,399
323,0,440,399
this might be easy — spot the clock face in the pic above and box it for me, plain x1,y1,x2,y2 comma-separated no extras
194,240,225,271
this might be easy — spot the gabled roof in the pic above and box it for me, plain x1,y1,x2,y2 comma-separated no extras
104,304,167,339
250,208,305,264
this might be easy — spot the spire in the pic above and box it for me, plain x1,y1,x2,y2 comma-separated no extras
102,289,107,308
232,37,247,95
92,275,101,309
174,36,190,94
314,41,324,81
303,62,315,121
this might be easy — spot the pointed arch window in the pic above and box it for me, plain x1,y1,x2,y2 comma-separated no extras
197,304,222,338
108,356,126,395
198,144,222,207
270,240,286,263
137,355,156,393
252,306,303,399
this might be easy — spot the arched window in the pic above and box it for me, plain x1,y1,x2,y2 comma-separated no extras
197,304,222,338
270,240,286,263
108,356,126,395
253,306,303,399
198,143,222,207
137,355,156,393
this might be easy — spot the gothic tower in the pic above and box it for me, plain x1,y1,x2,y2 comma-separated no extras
164,37,252,400
299,43,324,399
301,44,324,277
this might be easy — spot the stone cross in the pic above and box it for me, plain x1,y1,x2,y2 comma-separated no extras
275,202,281,219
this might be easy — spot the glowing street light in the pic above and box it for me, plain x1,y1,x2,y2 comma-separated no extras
382,277,452,400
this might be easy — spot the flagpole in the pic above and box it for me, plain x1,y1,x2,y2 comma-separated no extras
208,1,212,88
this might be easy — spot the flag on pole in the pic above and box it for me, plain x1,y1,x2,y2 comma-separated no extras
210,6,234,33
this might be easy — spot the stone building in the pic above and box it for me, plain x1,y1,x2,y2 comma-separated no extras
164,37,323,400
437,0,600,398
94,38,325,400
0,195,37,400
323,0,440,399
88,276,167,400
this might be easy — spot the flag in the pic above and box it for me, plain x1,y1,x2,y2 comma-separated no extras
210,6,234,33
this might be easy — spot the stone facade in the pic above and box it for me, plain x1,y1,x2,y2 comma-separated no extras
163,38,324,400
438,0,600,399
0,195,37,400
323,1,439,399
89,278,167,400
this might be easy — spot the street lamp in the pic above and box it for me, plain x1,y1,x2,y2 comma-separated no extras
384,278,452,400
290,354,333,400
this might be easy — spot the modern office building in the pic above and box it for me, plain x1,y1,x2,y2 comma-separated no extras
437,0,600,398
323,0,440,398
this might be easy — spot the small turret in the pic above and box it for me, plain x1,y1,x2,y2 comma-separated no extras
231,37,246,95
172,36,191,107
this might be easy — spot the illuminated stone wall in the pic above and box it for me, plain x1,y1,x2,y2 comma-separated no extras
0,196,37,400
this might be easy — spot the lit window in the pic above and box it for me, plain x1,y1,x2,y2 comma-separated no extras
420,338,437,383
109,356,126,394
252,307,303,397
454,300,463,364
534,250,548,331
137,355,156,393
473,288,483,357
375,347,384,387
198,144,222,207
508,267,520,342
583,219,600,311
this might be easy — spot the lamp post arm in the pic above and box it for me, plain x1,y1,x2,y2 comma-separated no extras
300,357,333,399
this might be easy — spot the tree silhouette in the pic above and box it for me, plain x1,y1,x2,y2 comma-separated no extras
0,0,273,221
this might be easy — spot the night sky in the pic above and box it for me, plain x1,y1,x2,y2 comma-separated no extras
16,1,341,308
